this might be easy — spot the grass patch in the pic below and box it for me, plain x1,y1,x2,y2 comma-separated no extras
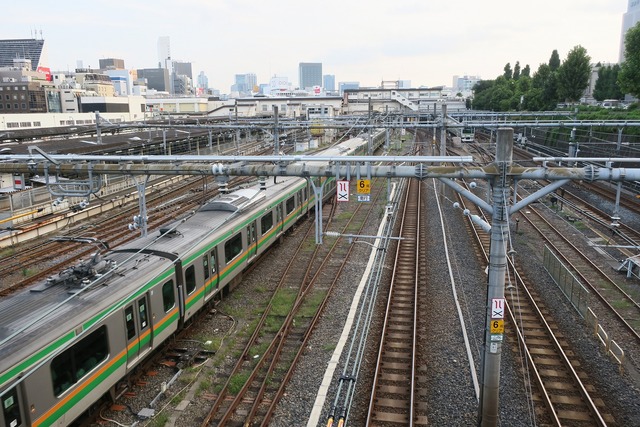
170,391,185,405
149,412,169,427
335,212,353,221
197,378,212,396
228,372,250,394
296,291,326,318
323,343,337,352
22,268,35,277
264,315,284,333
250,341,271,359
254,284,268,293
271,288,297,316
0,248,15,257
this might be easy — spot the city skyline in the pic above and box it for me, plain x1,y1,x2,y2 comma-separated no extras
2,0,628,92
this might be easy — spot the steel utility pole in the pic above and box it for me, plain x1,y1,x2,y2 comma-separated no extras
478,128,512,426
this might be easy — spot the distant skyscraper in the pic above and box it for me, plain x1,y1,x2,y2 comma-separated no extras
137,68,171,92
620,0,640,62
0,38,47,69
173,61,193,79
323,74,335,91
299,63,322,90
197,71,209,94
158,36,171,69
232,73,257,94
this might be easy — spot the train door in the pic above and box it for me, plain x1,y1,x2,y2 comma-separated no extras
246,222,257,260
1,386,24,427
124,294,152,369
204,249,219,299
276,204,284,233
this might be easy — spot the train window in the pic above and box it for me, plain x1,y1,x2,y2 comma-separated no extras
203,255,210,281
285,196,295,215
224,233,243,264
138,298,148,329
2,387,21,427
261,211,273,233
51,326,108,396
185,265,196,294
125,306,136,340
210,250,217,275
162,280,175,312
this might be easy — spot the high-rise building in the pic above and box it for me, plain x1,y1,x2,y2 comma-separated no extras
197,71,209,94
231,73,257,94
0,38,47,69
173,61,192,79
323,74,335,91
158,36,171,69
137,68,171,92
620,0,640,62
299,63,322,90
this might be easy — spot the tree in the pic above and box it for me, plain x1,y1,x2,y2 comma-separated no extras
549,50,561,71
557,45,591,102
513,61,521,80
593,64,623,101
521,64,531,78
619,21,640,98
531,63,559,110
503,63,513,80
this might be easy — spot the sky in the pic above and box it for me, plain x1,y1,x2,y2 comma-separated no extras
2,0,630,92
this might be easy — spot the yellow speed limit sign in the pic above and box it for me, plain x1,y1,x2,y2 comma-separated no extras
490,319,504,334
357,179,370,194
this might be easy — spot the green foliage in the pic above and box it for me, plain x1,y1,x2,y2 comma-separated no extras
557,45,591,102
593,64,623,101
619,21,640,98
513,61,521,80
473,47,596,111
503,63,512,80
549,50,561,71
228,372,250,394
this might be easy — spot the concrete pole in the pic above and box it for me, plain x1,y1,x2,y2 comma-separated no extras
274,106,280,155
440,104,447,157
478,128,513,427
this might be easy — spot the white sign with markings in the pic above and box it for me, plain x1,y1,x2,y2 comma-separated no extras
337,180,350,202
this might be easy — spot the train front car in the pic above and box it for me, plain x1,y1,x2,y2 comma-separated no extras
0,249,176,427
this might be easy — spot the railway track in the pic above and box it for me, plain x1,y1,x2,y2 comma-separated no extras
0,176,219,293
366,177,427,426
517,197,640,343
201,178,386,426
458,183,616,425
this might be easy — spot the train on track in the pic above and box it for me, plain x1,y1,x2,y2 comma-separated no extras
0,131,385,427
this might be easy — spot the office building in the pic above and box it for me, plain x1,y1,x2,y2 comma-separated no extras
232,73,257,95
453,75,481,96
197,71,208,95
137,68,171,92
173,61,193,79
99,58,125,70
620,0,640,62
0,38,47,69
323,74,335,92
158,36,171,69
339,81,359,94
299,63,322,90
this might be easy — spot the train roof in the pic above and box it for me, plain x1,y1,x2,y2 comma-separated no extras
0,136,363,387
